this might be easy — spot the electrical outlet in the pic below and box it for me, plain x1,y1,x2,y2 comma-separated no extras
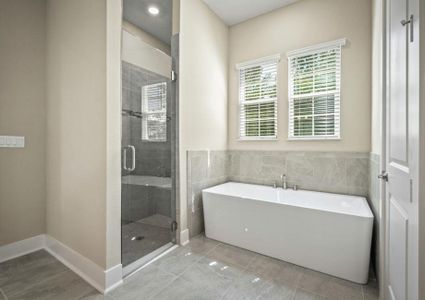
0,136,25,148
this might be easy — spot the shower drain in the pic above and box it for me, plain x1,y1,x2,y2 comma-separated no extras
131,236,144,241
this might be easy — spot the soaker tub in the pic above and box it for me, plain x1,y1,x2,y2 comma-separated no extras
202,182,374,284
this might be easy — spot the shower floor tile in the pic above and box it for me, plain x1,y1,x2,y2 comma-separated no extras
0,234,379,300
121,216,172,267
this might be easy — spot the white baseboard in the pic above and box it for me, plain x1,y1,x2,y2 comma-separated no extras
0,235,122,294
180,229,190,246
44,235,122,293
104,263,123,293
0,235,45,264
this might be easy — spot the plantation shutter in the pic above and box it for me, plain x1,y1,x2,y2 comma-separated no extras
141,82,167,141
288,39,345,139
237,55,280,139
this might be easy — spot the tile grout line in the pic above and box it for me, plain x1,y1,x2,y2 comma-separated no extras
2,268,71,299
175,242,221,278
219,245,264,300
0,288,8,300
291,271,305,300
148,240,222,300
146,275,180,300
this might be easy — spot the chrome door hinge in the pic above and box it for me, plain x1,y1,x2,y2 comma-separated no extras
378,171,389,182
171,221,178,232
171,70,177,81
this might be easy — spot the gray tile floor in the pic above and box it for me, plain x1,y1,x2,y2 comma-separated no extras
122,215,172,266
0,234,379,300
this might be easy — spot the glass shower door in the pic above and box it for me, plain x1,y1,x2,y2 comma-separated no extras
121,60,175,271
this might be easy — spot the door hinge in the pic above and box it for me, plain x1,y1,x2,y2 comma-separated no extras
378,171,389,182
171,221,178,232
171,70,177,82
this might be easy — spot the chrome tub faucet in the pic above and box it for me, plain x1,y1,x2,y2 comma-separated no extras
281,174,287,189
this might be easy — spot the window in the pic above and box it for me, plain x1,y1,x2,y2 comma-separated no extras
237,55,280,140
141,82,167,141
288,39,345,140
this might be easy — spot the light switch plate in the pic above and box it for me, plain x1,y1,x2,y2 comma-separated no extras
0,136,25,148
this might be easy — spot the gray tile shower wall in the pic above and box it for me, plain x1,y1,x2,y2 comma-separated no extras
122,184,172,223
122,61,172,178
187,151,228,237
186,150,370,238
122,184,154,224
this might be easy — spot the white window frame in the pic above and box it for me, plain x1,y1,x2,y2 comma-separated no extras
141,82,167,142
287,38,346,141
236,54,280,141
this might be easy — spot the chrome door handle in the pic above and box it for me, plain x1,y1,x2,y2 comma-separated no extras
378,171,389,182
401,14,414,43
123,145,136,171
128,145,136,171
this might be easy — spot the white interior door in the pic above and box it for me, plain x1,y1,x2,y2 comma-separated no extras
385,0,419,299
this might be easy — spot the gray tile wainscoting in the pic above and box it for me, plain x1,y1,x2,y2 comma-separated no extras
186,150,370,238
187,151,228,237
228,150,370,197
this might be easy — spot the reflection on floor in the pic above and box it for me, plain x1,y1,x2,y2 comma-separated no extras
0,234,379,300
121,214,172,267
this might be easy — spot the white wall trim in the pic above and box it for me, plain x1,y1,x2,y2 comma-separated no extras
287,38,347,58
104,264,124,294
0,235,123,294
235,53,281,70
44,235,122,294
0,235,45,264
180,229,190,246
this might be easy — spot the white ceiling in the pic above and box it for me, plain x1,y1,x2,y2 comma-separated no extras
203,0,298,26
123,0,172,45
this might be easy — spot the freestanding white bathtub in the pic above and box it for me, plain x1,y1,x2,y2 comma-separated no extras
202,182,374,284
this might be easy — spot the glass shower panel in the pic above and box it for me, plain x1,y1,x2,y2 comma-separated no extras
121,51,174,268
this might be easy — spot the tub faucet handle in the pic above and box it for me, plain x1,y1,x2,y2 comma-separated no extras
280,174,287,189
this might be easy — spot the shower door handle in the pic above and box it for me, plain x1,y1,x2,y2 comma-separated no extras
123,145,136,171
128,145,136,171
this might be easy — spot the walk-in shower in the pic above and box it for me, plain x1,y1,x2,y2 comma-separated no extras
121,0,177,275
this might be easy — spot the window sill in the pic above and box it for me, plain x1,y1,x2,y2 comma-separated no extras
238,137,278,141
287,137,341,141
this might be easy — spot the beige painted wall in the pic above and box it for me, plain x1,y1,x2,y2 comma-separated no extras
122,20,171,55
228,0,372,152
106,0,122,269
371,0,384,155
179,0,228,235
122,30,171,78
46,0,108,268
0,0,46,246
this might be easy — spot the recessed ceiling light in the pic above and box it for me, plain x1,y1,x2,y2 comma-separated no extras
148,6,159,15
